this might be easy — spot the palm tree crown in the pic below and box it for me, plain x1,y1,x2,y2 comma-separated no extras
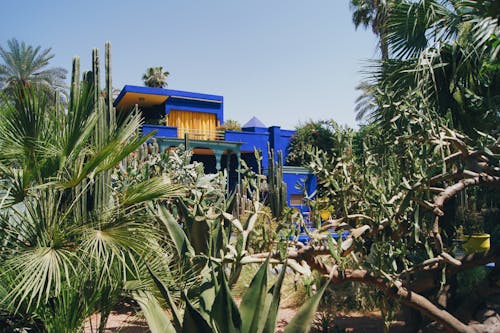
142,66,169,88
350,0,392,60
0,38,67,95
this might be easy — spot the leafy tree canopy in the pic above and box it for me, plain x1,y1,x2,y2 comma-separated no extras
286,120,348,167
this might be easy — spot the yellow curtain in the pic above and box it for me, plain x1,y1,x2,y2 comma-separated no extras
168,110,217,140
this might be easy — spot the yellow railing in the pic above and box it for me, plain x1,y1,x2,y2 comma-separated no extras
178,128,225,141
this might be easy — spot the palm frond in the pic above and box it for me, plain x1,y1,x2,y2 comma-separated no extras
387,0,459,59
120,177,185,206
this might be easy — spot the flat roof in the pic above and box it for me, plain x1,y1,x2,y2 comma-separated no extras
113,85,223,111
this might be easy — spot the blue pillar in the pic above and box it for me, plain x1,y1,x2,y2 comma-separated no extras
269,126,281,164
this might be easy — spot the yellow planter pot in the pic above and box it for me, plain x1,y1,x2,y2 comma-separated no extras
462,233,490,254
320,210,330,221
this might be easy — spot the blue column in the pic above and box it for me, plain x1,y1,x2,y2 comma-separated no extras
269,126,281,159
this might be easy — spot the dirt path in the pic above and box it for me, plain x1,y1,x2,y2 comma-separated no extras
86,308,406,333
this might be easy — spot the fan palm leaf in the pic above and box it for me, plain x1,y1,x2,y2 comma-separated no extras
0,188,79,310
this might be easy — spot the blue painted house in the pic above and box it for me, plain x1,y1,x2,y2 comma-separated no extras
114,85,316,213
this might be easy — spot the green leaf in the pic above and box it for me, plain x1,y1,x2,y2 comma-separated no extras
262,261,288,333
156,205,195,258
211,271,242,333
133,290,176,333
182,292,214,333
283,278,330,333
239,258,269,333
327,236,341,262
198,277,217,316
147,266,183,331
121,177,184,206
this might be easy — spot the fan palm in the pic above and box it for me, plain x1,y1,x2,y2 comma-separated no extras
142,66,169,88
0,38,67,97
355,0,500,136
0,49,184,331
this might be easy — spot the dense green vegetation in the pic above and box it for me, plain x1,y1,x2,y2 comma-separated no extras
0,1,498,332
287,1,499,331
0,43,324,332
0,44,185,332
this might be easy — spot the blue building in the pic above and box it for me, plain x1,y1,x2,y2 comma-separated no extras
114,85,316,213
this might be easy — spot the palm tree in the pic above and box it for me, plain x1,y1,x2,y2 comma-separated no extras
142,66,170,88
350,0,392,60
0,38,67,96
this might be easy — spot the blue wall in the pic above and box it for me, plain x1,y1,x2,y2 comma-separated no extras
142,124,177,138
283,168,317,213
228,126,296,171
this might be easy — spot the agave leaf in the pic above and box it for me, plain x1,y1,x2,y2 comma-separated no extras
223,212,243,233
190,217,210,255
244,212,258,232
211,270,242,333
155,205,195,258
182,292,214,333
261,261,288,333
147,266,183,332
239,258,269,333
198,276,217,317
133,290,176,333
283,278,330,333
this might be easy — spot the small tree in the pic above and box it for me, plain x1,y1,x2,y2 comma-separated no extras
286,120,341,167
217,119,242,131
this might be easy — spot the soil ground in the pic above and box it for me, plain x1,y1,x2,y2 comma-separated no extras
85,306,407,333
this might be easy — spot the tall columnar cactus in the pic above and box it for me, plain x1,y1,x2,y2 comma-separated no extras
71,56,88,221
70,42,117,212
92,43,116,210
268,148,287,219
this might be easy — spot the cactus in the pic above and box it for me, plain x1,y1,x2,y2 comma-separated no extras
69,43,117,212
71,57,87,221
268,148,287,219
105,42,115,130
91,43,116,210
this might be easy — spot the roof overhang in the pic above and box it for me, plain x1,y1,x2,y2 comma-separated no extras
113,85,223,111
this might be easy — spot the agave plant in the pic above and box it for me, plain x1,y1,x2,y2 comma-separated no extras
136,211,329,333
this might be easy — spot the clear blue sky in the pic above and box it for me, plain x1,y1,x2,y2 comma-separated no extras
0,0,378,129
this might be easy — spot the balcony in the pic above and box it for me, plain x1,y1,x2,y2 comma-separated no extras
142,124,224,141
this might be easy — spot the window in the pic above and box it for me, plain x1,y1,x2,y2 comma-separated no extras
290,194,304,206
